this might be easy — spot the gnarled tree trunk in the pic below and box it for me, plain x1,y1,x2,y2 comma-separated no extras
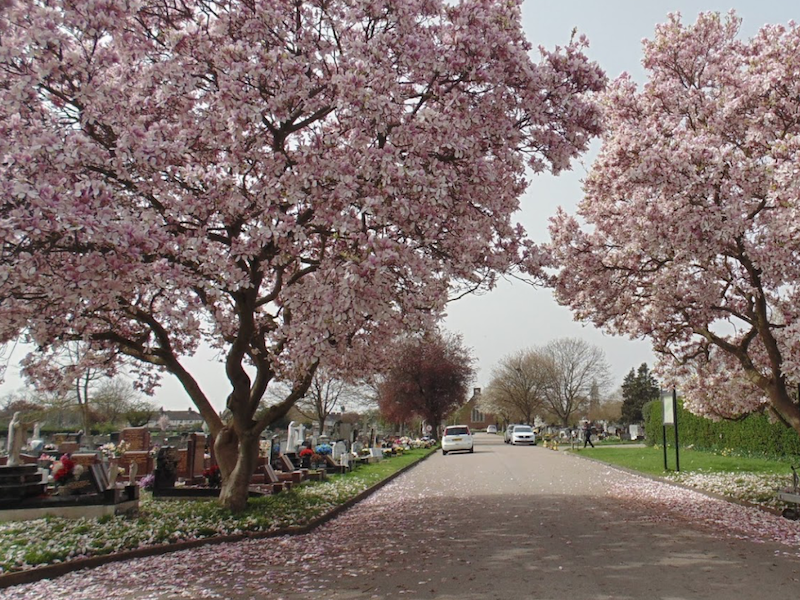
215,426,260,513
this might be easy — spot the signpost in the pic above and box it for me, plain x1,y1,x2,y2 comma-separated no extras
661,388,680,471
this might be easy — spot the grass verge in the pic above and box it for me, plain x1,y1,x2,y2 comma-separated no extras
570,445,798,509
0,448,435,576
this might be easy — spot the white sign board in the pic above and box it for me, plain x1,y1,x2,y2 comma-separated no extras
662,390,675,425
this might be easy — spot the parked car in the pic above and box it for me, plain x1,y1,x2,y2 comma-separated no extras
510,424,536,445
504,424,519,444
441,425,474,455
486,424,497,434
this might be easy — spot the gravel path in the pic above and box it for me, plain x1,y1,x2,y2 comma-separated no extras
2,437,799,599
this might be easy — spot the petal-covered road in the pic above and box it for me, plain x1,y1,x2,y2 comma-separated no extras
3,437,799,599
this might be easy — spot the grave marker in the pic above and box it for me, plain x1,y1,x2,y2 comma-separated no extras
121,427,151,452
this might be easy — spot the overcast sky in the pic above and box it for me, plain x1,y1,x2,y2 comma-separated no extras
2,1,797,411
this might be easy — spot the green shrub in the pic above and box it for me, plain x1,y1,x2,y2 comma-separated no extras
644,397,800,458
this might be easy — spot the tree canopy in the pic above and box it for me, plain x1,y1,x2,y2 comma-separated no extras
483,349,550,425
621,363,659,424
0,0,604,510
549,12,800,435
378,331,474,437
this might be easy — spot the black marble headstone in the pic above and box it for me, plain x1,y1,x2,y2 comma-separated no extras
153,446,178,490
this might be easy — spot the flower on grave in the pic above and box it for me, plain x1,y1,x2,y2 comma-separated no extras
202,464,221,488
315,443,333,456
299,447,314,459
53,455,76,485
100,440,130,458
311,453,324,465
138,473,155,491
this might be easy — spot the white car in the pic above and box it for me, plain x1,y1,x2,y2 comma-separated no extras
441,425,474,455
504,424,519,444
486,424,498,434
510,424,536,445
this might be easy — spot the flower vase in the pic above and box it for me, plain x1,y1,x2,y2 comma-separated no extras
107,458,120,487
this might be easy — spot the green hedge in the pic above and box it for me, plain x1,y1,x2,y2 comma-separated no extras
643,399,800,457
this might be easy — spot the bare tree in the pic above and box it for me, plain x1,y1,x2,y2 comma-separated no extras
541,338,612,426
294,370,359,435
93,378,141,424
483,350,551,425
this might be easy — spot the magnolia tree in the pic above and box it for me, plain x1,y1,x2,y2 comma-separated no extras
0,0,604,510
549,12,800,434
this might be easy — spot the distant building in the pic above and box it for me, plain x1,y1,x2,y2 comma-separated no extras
452,388,497,431
147,407,204,430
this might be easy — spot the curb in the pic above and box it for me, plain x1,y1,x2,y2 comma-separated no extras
0,449,437,589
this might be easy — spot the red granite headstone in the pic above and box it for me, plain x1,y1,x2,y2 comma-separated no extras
57,442,79,454
71,453,100,469
121,427,151,452
119,451,152,481
190,433,205,479
177,448,189,479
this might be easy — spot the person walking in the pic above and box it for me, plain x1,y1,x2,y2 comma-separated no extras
582,422,594,448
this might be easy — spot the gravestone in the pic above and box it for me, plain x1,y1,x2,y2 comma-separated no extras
121,427,151,452
57,442,79,455
119,451,152,482
71,453,101,470
332,441,346,461
189,433,205,481
286,421,304,454
154,447,179,490
89,463,110,492
177,448,189,479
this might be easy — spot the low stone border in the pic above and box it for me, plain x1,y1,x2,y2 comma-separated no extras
0,449,437,589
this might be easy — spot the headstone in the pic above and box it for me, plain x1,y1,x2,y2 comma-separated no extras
332,441,346,461
57,442,79,454
154,446,179,490
121,427,151,452
190,433,205,480
89,463,110,492
279,454,297,473
119,451,152,481
177,448,189,479
286,421,304,454
71,453,101,469
340,452,351,469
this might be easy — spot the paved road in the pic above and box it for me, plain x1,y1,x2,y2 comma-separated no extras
4,435,800,599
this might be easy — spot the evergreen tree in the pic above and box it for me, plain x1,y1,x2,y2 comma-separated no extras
621,364,659,423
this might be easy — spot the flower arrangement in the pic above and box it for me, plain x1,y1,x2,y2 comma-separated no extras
138,473,155,491
100,440,130,459
52,456,76,485
315,443,333,456
299,447,314,459
311,453,325,465
203,465,221,488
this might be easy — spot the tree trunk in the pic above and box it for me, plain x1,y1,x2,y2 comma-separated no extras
215,427,259,513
